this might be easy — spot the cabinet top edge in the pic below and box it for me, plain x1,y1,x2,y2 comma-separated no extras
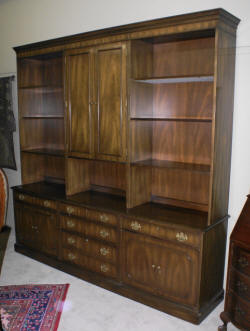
13,8,240,54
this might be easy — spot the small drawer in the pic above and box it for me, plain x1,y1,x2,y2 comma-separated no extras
15,192,57,210
59,203,86,217
86,209,117,226
61,216,84,234
229,269,250,301
232,247,250,277
61,232,117,263
85,222,118,244
227,292,250,329
62,248,117,278
121,217,200,248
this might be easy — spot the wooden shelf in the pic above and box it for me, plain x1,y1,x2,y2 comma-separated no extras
131,159,210,172
130,117,212,122
21,148,65,157
21,115,64,119
19,85,63,92
133,75,214,84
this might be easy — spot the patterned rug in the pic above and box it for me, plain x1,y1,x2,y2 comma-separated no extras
0,284,69,331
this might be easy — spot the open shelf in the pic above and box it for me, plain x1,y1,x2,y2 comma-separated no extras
22,115,64,119
131,159,210,172
19,85,63,91
133,75,213,84
130,117,212,122
21,148,65,157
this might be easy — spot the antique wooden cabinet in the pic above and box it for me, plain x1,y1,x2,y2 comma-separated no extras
219,195,250,331
13,9,240,324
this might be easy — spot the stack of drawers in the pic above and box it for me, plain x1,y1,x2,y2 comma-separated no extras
59,203,119,279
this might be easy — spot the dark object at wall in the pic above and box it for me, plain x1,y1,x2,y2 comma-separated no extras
0,76,16,170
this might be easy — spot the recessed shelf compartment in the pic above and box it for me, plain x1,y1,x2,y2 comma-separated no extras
131,159,210,172
133,75,214,84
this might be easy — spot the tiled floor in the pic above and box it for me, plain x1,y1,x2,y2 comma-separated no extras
0,230,238,331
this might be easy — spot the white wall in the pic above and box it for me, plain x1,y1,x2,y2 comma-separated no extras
0,0,249,240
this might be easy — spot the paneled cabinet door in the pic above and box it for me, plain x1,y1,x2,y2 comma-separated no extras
122,231,200,306
65,48,94,158
14,202,58,256
94,42,127,162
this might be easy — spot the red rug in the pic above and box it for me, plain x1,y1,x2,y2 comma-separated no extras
0,284,69,331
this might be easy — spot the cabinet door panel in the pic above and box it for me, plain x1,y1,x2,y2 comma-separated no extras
66,49,94,158
122,231,199,306
15,202,58,256
95,43,127,161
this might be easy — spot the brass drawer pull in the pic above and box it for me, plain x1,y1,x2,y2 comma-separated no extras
67,206,75,214
100,264,109,273
100,229,109,238
19,194,25,201
152,264,161,273
100,214,109,223
67,253,76,261
66,220,75,228
31,225,38,231
67,237,76,245
238,256,249,268
176,232,188,242
131,221,141,231
44,200,50,207
100,247,110,256
236,280,248,292
235,306,245,316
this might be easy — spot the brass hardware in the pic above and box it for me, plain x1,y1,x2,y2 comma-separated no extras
236,281,248,292
176,232,188,242
238,256,249,268
100,247,110,256
152,264,156,269
100,229,109,238
19,194,25,200
235,306,245,316
85,238,89,242
100,264,109,273
31,225,38,230
152,264,161,273
44,200,50,207
131,221,141,231
68,253,76,261
67,237,76,245
67,206,75,214
100,214,108,223
66,220,75,228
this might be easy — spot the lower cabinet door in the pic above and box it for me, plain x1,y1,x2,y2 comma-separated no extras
15,202,58,256
122,231,200,306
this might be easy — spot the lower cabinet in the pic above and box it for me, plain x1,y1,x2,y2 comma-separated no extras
122,231,199,307
15,201,58,257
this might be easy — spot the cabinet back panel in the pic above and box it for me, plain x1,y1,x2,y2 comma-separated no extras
152,167,209,205
153,82,213,119
130,120,152,162
96,47,123,156
152,121,211,165
153,37,214,77
19,88,63,117
20,118,64,150
130,82,153,118
68,52,92,155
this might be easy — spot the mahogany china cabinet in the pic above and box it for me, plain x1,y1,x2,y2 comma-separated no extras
13,8,240,324
219,195,250,331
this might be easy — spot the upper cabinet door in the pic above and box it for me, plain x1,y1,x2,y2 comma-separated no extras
94,42,127,162
65,48,94,158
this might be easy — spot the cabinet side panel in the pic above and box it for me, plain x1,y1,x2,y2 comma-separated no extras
209,30,237,223
199,220,228,307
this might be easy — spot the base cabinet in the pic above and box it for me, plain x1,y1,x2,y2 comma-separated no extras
122,231,199,307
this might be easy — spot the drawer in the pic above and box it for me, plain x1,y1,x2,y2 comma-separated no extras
62,248,117,278
59,203,86,217
86,209,118,226
121,217,200,248
232,247,250,277
61,216,118,243
61,232,117,263
15,192,57,210
229,268,250,301
227,292,250,329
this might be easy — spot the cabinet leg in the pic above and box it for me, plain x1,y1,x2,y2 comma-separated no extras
218,311,229,331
